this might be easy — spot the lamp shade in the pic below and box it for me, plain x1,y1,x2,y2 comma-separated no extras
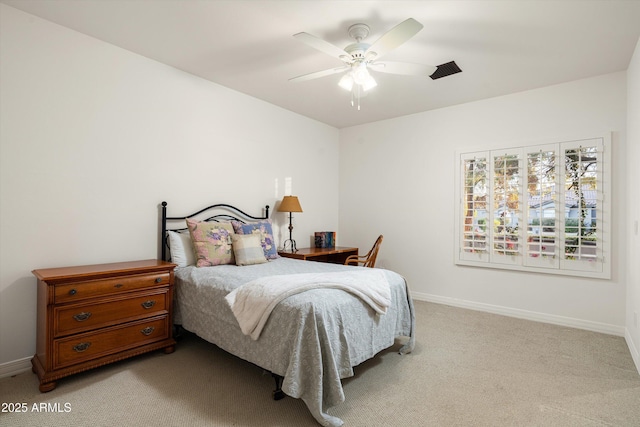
278,196,303,213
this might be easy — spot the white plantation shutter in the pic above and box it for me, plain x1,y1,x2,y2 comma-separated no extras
524,144,560,269
455,134,610,279
459,152,489,263
559,138,606,275
490,148,523,265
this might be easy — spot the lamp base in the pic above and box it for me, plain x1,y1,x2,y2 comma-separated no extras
282,239,298,253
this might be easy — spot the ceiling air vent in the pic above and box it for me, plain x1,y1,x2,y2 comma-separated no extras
430,61,462,80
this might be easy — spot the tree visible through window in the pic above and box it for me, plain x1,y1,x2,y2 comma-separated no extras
456,136,610,279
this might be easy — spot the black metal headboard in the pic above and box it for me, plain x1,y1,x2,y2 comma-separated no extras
160,201,270,261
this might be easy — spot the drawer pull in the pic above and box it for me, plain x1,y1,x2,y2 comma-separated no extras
114,283,124,288
140,326,155,336
68,289,77,296
72,312,92,322
73,342,91,353
155,277,162,283
141,300,156,309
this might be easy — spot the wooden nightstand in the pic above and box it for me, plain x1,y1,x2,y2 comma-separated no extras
31,259,177,392
278,247,358,264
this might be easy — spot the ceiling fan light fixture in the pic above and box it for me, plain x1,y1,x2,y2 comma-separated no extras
338,74,354,91
352,62,370,85
361,75,377,91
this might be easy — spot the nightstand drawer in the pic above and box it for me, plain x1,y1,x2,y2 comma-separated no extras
54,272,171,303
54,316,169,369
54,290,169,337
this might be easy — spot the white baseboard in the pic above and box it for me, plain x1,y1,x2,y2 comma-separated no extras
625,328,640,375
0,357,32,379
412,292,626,337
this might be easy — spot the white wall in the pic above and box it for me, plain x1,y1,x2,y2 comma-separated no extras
626,38,640,371
0,4,339,369
339,72,628,335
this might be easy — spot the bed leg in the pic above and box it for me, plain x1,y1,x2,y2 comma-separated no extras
271,373,285,401
173,324,185,339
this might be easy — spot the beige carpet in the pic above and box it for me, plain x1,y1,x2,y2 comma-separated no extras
2,301,639,426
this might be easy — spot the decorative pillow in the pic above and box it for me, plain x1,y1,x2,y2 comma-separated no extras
186,219,235,267
231,219,279,260
167,230,195,267
232,234,268,266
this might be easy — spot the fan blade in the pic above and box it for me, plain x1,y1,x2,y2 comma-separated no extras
365,18,423,60
289,66,350,82
293,32,351,62
369,61,437,77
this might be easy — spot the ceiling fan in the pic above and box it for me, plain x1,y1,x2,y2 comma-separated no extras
290,18,460,109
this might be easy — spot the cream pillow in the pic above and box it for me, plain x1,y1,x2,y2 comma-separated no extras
232,234,268,266
167,230,195,267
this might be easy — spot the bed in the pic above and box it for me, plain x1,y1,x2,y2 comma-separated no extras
160,201,415,426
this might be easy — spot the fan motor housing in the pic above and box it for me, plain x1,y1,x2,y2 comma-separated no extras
345,23,371,60
344,42,371,59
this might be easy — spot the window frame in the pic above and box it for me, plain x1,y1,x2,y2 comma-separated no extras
454,134,611,279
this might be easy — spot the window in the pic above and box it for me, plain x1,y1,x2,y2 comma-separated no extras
455,135,610,279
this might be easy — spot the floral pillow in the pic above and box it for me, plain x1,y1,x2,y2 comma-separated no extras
231,219,279,260
186,219,235,267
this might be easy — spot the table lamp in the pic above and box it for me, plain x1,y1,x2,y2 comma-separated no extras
278,196,303,252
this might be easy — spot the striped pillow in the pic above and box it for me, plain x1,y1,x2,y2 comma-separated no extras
231,219,279,259
232,234,268,266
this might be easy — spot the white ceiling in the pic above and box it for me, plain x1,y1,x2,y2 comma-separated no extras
3,0,640,129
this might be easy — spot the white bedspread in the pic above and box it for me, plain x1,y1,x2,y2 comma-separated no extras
226,270,391,340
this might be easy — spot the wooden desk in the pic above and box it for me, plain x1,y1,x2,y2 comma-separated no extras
278,247,358,264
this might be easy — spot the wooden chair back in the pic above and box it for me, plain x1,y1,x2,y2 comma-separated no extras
344,235,383,268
